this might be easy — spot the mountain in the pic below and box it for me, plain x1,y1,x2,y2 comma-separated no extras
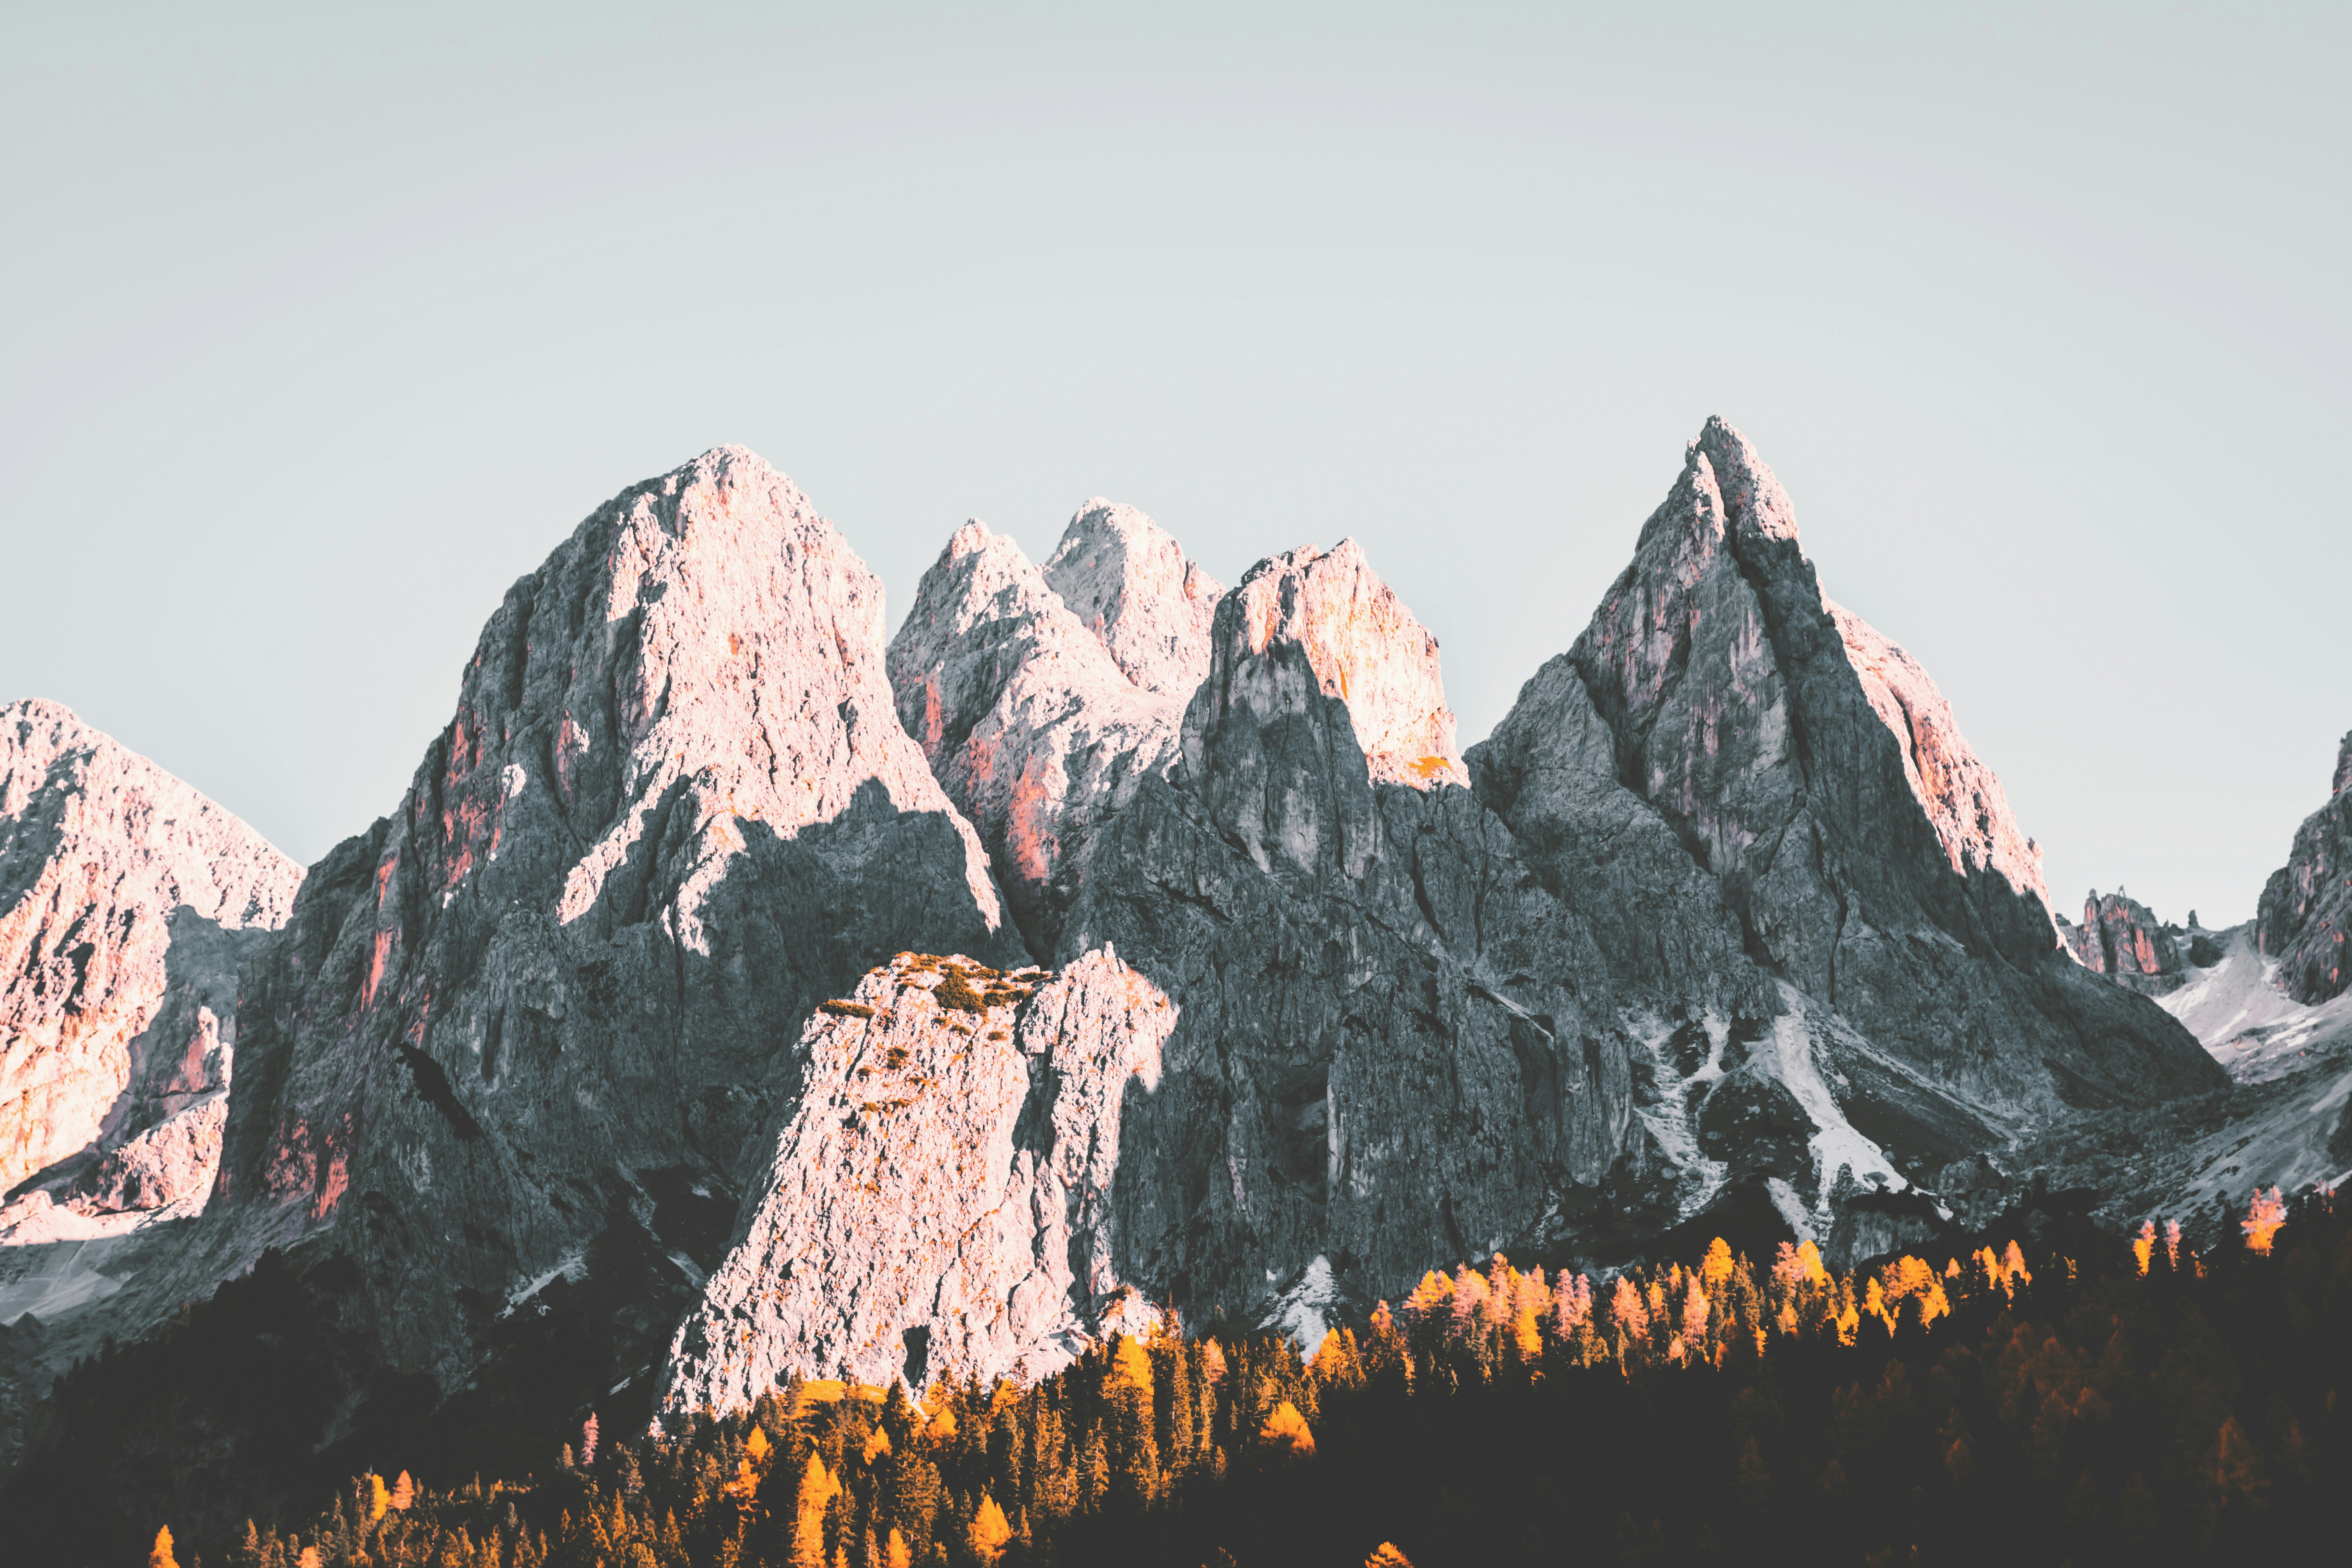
0,422,2256,1535
2258,728,2352,1004
0,701,302,1245
2058,888,2188,996
1474,419,2217,1124
885,507,1212,955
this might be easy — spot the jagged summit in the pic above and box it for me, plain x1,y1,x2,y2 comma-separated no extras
0,700,302,1243
887,518,1189,954
1196,539,1466,794
1041,499,1223,696
173,445,1025,1409
1478,416,2216,1120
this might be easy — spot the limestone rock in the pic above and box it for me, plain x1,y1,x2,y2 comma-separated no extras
1474,417,2221,1118
1040,499,1223,697
658,948,1175,1412
1200,541,1466,792
2257,729,2352,1004
2060,888,2185,997
887,522,1185,954
0,701,301,1234
196,446,1024,1410
1053,539,1645,1320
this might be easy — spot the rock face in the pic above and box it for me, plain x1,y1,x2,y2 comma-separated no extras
2257,730,2352,1004
0,701,301,1238
887,521,1189,955
659,949,1174,1412
1046,539,1650,1319
2060,889,2185,996
1473,418,2218,1120
1209,541,1466,791
198,446,1024,1410
1040,500,1223,697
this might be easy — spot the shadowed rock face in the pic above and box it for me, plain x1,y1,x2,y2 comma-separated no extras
2258,731,2352,1004
1052,541,1646,1322
2061,889,2185,997
0,702,302,1239
195,447,1025,1409
887,521,1187,957
1474,417,2220,1119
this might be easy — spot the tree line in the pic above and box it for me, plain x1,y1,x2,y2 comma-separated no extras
133,1187,2348,1568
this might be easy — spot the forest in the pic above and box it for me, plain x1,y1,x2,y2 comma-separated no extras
71,1187,2346,1568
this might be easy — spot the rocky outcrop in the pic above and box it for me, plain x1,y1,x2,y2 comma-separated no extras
2060,888,2185,996
887,522,1187,955
1208,541,1466,791
1040,500,1223,697
0,702,301,1238
659,949,1173,1411
2257,730,2352,1004
1472,417,2220,1119
192,446,1025,1412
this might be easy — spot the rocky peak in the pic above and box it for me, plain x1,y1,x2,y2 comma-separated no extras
886,521,1186,954
1490,416,2217,1116
1192,539,1465,794
2061,887,2185,996
204,445,1024,1406
2256,728,2352,1003
1040,499,1223,697
0,701,302,1240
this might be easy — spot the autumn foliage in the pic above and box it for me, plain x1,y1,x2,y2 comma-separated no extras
103,1188,2352,1567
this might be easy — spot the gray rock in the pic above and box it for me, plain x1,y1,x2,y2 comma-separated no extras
2257,729,2352,1004
658,948,1176,1412
2060,888,2186,996
1040,499,1223,697
0,701,302,1240
196,446,1025,1411
887,521,1186,956
1473,417,2222,1118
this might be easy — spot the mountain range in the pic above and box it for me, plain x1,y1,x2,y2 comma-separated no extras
1,418,2340,1531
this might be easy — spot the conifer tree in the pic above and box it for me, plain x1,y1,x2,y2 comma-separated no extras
966,1494,1012,1564
792,1452,841,1568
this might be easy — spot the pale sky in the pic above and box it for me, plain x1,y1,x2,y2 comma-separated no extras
4,2,2345,928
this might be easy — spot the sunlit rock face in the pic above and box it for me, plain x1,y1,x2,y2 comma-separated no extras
2258,730,2352,1004
0,701,301,1239
1474,417,2220,1120
1202,540,1467,793
1040,499,1223,698
2060,889,2186,997
887,521,1188,955
659,948,1174,1413
203,446,1024,1405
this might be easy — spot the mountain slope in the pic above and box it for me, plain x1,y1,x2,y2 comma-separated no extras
1472,417,2220,1120
0,701,302,1243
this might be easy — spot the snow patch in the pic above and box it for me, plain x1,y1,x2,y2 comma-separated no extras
1259,1254,1337,1359
503,1250,589,1315
1770,984,1905,1211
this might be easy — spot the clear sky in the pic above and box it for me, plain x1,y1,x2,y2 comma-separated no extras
4,2,2345,927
